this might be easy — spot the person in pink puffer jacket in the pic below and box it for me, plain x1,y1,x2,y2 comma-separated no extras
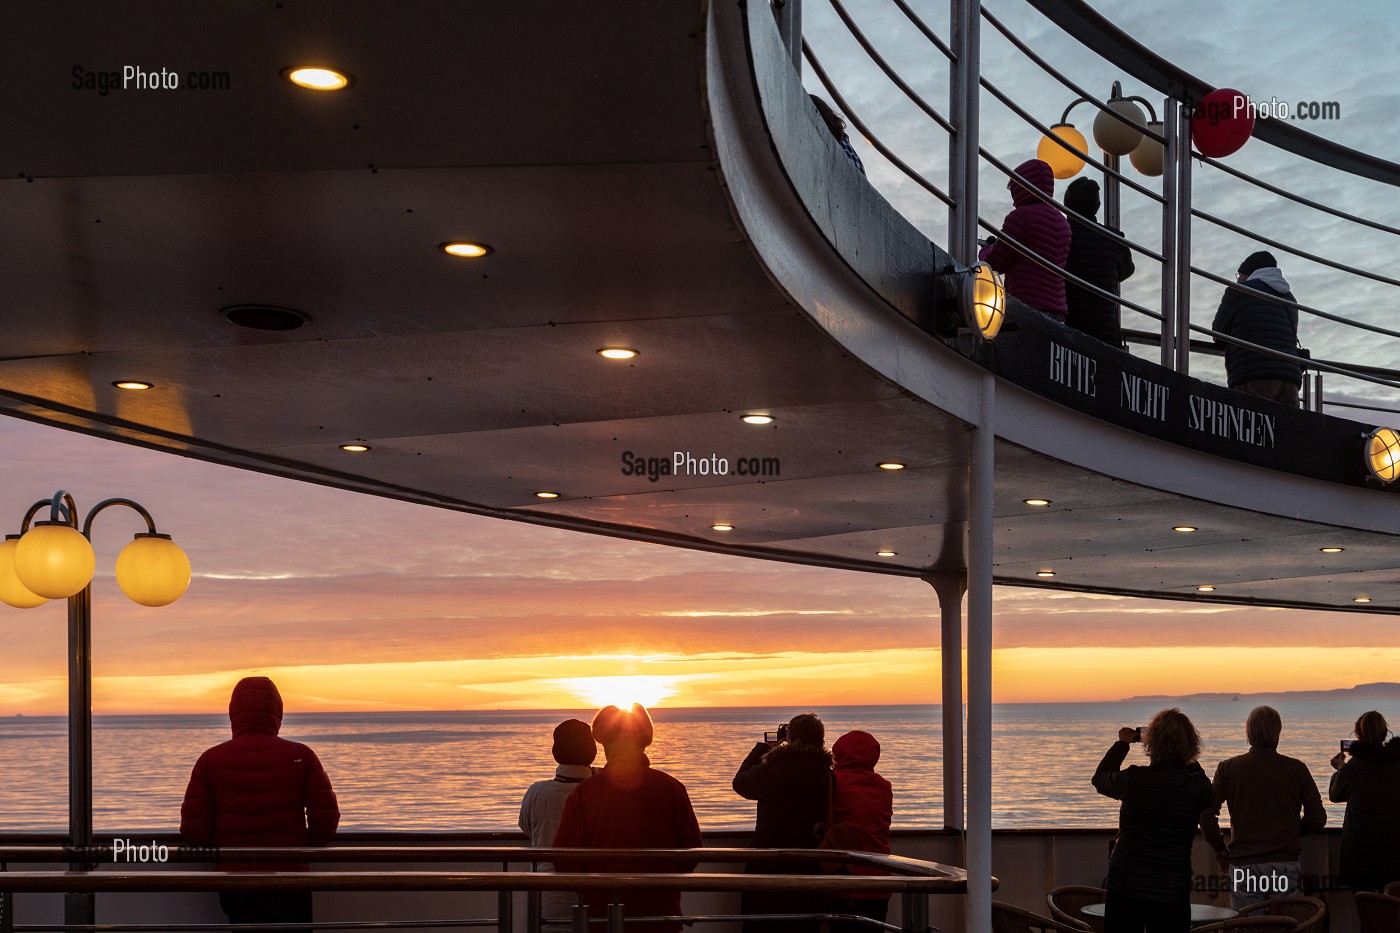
979,158,1072,320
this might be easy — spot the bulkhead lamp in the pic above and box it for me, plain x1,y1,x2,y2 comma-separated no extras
1036,123,1087,179
0,536,48,608
14,522,95,599
961,262,1006,340
1364,427,1400,483
115,533,192,607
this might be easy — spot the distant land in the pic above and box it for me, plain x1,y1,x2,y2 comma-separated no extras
1121,682,1400,703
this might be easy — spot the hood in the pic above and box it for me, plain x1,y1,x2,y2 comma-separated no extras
1245,266,1291,295
833,730,881,769
1063,177,1101,219
229,676,283,737
1350,738,1400,763
1009,159,1055,208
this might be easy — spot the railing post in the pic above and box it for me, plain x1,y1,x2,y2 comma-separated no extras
1,861,11,933
607,901,626,933
901,890,930,933
948,0,981,264
573,901,589,933
1159,97,1180,371
499,888,515,933
773,0,802,74
1312,371,1324,412
1173,132,1193,374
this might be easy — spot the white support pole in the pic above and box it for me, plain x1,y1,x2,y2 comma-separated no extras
966,373,995,933
926,574,966,831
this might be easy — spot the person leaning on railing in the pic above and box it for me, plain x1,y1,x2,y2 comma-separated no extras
826,730,893,933
1062,177,1134,348
1211,251,1303,407
1328,710,1400,893
520,719,599,929
979,158,1071,322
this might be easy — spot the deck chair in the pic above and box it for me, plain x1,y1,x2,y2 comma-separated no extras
1192,916,1299,932
1356,892,1400,933
991,901,1091,933
1046,885,1106,933
1236,895,1325,932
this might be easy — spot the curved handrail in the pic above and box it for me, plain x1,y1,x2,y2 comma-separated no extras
1189,205,1400,288
823,0,955,135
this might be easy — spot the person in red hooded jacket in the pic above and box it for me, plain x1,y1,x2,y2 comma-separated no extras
828,731,893,933
979,158,1072,320
180,676,340,926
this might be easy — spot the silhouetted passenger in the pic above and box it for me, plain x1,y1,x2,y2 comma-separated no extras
827,731,893,933
1328,710,1400,892
1093,708,1211,933
733,712,834,933
1062,177,1134,347
519,719,598,928
1199,706,1325,908
180,676,340,928
1212,251,1302,406
554,704,701,933
810,95,866,176
979,159,1072,321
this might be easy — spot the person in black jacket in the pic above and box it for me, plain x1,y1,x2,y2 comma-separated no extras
1063,177,1134,347
1211,251,1302,406
1328,710,1400,892
733,712,834,933
1093,708,1212,933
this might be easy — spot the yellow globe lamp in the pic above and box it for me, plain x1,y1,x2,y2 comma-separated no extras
1093,98,1147,156
0,536,48,609
1036,123,1087,179
1129,122,1165,177
1364,427,1400,483
115,533,192,607
14,522,95,599
961,262,1007,340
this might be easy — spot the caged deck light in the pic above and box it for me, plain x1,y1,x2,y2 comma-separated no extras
1364,427,1400,483
961,262,1006,340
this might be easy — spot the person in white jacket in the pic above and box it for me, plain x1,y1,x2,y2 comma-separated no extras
519,719,598,927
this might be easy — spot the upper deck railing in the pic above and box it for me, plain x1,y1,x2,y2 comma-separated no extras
794,0,1400,416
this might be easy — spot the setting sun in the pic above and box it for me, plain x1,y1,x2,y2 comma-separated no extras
557,675,679,709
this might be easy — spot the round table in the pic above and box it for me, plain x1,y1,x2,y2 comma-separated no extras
1081,903,1239,926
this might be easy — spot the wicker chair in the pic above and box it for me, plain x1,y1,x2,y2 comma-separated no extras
1046,885,1106,933
1192,916,1299,932
1236,895,1325,932
1384,880,1400,898
991,901,1092,933
1356,892,1400,933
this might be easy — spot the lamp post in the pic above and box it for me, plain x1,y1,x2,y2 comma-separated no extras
0,490,191,926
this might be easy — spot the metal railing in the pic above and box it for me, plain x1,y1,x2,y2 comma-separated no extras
0,845,974,933
797,0,1400,413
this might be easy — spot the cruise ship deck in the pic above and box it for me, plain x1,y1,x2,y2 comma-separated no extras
3,1,1399,931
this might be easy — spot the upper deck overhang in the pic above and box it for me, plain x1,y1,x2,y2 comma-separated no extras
4,1,1400,613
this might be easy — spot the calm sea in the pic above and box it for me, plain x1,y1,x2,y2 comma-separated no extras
0,702,1377,834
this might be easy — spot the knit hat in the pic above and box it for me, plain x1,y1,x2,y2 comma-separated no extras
591,703,654,749
1063,177,1101,218
552,719,597,766
1238,251,1277,277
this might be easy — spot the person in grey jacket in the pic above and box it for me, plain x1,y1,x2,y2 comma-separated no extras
1212,251,1302,405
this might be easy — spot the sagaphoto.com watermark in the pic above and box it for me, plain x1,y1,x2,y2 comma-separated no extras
621,450,781,483
1188,92,1341,124
72,65,232,96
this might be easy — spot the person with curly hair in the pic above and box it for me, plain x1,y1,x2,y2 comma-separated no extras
1092,708,1212,933
1329,710,1400,892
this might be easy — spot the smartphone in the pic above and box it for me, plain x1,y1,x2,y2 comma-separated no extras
1341,739,1354,753
764,731,778,744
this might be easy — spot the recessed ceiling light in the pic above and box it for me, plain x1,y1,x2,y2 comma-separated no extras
1023,498,1051,507
876,550,897,557
112,380,153,391
340,443,371,453
534,491,561,499
711,523,734,532
1036,570,1056,578
440,242,492,258
1197,585,1216,592
877,462,906,471
282,66,352,91
741,414,774,425
1173,525,1198,533
222,305,310,331
1320,547,1344,553
1354,596,1372,604
597,347,638,360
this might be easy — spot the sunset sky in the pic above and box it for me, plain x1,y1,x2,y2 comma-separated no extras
5,2,1400,716
4,415,1400,716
